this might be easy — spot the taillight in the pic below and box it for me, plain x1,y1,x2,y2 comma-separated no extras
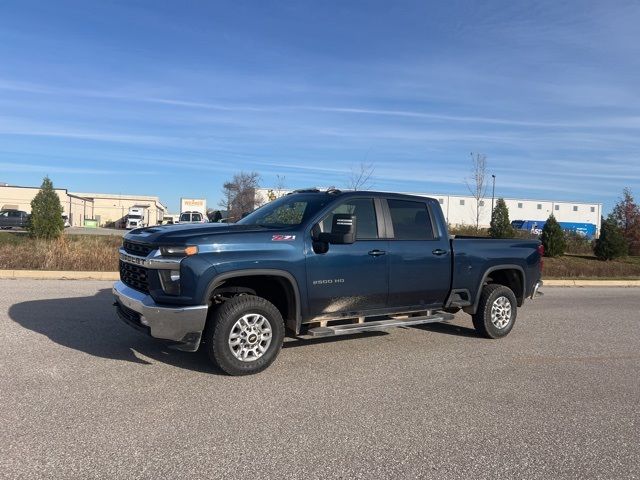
537,244,544,272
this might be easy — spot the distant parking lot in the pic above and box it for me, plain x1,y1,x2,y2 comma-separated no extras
1,282,638,479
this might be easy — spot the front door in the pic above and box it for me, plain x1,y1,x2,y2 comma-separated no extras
305,197,388,318
384,198,451,308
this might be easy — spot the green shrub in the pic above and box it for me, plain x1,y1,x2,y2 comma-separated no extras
564,231,594,255
449,224,489,236
594,217,628,260
28,176,64,239
489,198,515,238
541,215,565,257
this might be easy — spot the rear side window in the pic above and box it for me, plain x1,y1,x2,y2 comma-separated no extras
319,198,378,239
388,199,434,240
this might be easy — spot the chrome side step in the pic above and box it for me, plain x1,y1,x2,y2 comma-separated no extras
307,313,455,338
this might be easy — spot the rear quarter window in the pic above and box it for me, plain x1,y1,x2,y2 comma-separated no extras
388,199,435,240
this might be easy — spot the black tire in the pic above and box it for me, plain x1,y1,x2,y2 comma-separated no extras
472,284,518,339
204,295,285,376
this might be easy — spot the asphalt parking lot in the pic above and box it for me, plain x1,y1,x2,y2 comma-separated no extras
1,281,638,479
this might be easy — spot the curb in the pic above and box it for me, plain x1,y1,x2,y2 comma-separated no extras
543,279,640,287
0,270,119,280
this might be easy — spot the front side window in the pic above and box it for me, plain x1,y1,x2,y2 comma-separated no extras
388,199,434,240
239,194,332,228
0,211,9,218
318,198,378,239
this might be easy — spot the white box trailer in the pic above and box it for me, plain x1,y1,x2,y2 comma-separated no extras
180,198,207,216
180,198,207,223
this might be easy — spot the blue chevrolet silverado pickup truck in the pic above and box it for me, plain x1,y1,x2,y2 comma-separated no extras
114,189,543,375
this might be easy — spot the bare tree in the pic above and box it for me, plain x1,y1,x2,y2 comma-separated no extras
274,174,287,196
347,162,375,191
465,153,488,232
219,171,261,222
265,174,288,203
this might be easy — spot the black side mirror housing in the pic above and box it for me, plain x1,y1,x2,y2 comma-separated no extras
324,213,356,244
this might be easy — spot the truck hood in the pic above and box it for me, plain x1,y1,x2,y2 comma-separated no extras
124,223,280,245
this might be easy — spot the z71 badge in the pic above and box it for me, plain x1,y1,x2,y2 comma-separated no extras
272,235,296,241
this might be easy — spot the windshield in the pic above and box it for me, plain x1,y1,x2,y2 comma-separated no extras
128,215,142,220
238,194,332,227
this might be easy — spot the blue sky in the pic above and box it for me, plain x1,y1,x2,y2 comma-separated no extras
0,0,639,213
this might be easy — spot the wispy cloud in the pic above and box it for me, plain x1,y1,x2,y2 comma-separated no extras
0,162,156,176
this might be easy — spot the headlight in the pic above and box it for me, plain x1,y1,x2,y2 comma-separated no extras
159,245,198,257
158,269,181,295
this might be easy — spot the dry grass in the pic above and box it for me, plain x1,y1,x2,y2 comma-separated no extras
544,254,640,279
0,233,120,271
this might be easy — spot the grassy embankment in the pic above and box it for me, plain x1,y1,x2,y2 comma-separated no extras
0,232,120,271
1,232,639,278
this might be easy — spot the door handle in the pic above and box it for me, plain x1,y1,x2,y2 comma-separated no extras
368,249,386,257
432,249,448,256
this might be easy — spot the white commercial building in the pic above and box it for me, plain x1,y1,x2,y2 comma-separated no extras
411,193,602,232
255,188,602,234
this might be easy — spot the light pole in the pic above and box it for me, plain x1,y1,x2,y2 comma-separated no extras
491,174,496,219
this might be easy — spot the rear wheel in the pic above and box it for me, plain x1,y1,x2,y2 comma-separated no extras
204,295,285,376
472,284,517,339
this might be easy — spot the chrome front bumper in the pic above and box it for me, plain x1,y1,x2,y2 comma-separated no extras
112,281,208,352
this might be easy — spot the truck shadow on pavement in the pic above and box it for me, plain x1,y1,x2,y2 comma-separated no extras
8,288,220,374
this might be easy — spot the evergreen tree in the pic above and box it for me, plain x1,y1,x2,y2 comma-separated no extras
488,198,515,238
541,214,565,257
610,187,640,254
29,176,64,239
594,216,628,260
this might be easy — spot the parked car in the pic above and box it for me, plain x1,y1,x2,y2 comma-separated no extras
178,211,206,223
0,209,29,229
114,189,543,375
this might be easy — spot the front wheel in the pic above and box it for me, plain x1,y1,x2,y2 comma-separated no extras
472,284,518,339
204,295,285,376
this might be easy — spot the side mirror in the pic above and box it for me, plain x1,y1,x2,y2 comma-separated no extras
323,213,356,245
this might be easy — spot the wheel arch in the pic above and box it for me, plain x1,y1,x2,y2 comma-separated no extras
466,265,526,314
205,269,302,334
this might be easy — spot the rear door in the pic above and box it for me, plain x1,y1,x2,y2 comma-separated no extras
305,197,389,318
384,198,451,308
8,211,21,228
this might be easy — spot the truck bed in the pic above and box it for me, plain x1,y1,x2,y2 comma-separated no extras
449,236,542,308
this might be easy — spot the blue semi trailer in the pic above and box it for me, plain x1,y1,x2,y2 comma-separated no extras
511,220,597,238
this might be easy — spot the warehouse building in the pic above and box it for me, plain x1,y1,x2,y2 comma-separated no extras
414,193,602,233
254,188,603,235
71,192,167,228
0,184,167,228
